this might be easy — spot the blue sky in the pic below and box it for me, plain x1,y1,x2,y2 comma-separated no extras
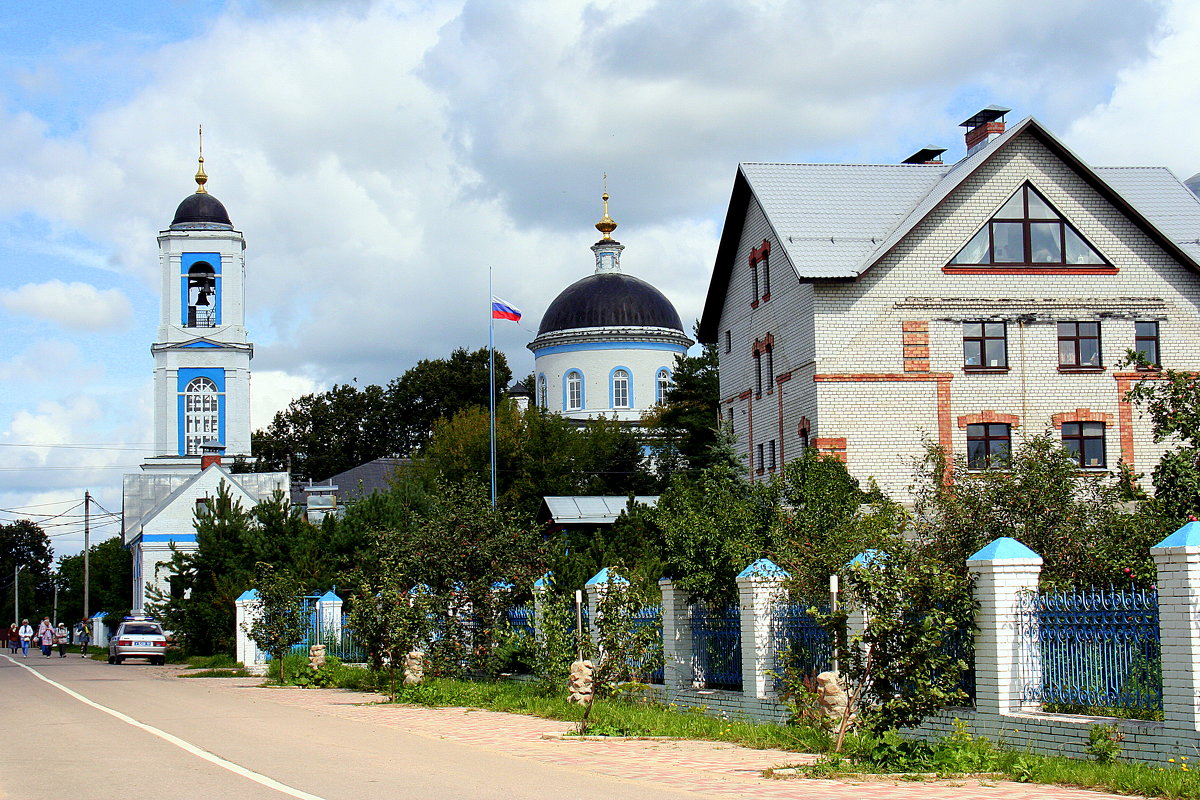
0,0,1197,558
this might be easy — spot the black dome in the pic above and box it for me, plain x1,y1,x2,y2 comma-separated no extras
171,192,232,228
538,272,684,335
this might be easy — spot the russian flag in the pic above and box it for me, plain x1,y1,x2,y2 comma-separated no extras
491,296,522,322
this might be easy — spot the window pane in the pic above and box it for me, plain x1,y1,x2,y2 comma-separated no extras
1025,190,1058,219
992,222,1024,262
1079,338,1100,366
951,227,991,264
964,341,982,366
996,191,1025,218
1082,422,1105,437
966,424,984,437
990,440,1011,463
1063,438,1081,459
1064,228,1104,264
1079,321,1099,336
987,424,1009,438
983,322,1005,337
1083,438,1104,467
967,440,987,469
984,339,1006,367
1059,339,1076,365
1062,422,1080,436
1029,222,1062,263
963,322,982,337
1137,339,1158,365
1135,321,1157,337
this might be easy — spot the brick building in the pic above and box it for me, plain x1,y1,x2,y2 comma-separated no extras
698,107,1200,501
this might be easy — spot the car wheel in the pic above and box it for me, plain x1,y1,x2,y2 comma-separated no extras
155,657,165,666
114,656,123,665
108,655,115,664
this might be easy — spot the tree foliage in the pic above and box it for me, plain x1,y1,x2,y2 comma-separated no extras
1124,364,1200,521
251,347,510,479
911,436,1159,587
56,536,133,624
642,338,724,474
0,520,53,623
247,562,306,684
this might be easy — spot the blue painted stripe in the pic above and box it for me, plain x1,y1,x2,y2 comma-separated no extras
535,340,687,356
141,534,199,543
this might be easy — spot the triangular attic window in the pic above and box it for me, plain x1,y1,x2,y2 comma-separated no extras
949,183,1106,266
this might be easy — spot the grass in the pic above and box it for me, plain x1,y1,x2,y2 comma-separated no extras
179,668,251,678
376,677,1200,799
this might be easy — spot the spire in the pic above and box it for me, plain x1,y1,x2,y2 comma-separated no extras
194,124,208,194
595,175,617,240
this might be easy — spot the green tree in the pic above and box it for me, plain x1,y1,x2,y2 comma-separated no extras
1124,364,1200,521
642,337,723,473
56,536,132,624
247,562,306,684
250,347,510,479
0,520,53,624
912,435,1159,586
348,549,431,699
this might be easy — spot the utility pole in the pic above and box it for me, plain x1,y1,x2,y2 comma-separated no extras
53,576,58,625
83,491,91,622
12,564,18,624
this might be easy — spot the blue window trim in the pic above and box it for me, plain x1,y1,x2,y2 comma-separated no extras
176,367,226,455
608,365,633,409
562,369,585,411
656,367,673,404
180,252,222,327
535,340,686,357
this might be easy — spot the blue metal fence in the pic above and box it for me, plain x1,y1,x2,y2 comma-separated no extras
691,603,742,690
266,596,365,663
1019,586,1161,714
772,603,833,682
632,604,665,684
507,605,535,638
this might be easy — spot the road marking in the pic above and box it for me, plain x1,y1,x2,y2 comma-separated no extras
1,654,330,800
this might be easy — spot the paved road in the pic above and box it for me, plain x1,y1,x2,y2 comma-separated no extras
0,653,712,800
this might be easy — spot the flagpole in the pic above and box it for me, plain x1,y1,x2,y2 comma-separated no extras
488,267,497,508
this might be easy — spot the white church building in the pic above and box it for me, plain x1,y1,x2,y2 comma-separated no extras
528,194,693,423
123,151,287,610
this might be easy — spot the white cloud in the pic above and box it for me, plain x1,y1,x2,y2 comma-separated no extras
0,280,132,331
250,370,322,430
1065,0,1200,178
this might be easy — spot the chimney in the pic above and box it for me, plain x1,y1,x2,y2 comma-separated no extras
902,146,947,165
199,440,225,470
960,106,1010,155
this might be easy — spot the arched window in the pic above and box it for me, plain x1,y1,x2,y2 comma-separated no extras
612,369,630,409
184,377,220,455
537,374,548,409
565,371,583,411
656,369,672,404
187,263,216,327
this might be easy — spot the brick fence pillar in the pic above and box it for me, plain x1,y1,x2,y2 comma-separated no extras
584,567,627,650
967,537,1042,716
659,578,693,689
532,574,550,644
1151,521,1200,731
234,589,263,667
736,558,789,699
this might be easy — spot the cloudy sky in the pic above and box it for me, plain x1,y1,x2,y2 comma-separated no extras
0,0,1196,558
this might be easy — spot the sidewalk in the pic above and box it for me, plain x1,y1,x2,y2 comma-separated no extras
224,680,1144,800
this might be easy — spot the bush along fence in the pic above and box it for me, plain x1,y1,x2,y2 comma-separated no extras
231,521,1200,764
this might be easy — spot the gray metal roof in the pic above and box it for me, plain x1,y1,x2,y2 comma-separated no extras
1095,167,1200,263
541,495,659,525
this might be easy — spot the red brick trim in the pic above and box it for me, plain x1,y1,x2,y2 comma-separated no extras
902,319,930,373
752,333,775,356
738,390,752,401
749,239,772,265
1051,408,1114,429
942,266,1119,275
798,416,811,438
775,372,793,385
1113,371,1170,467
957,410,1021,429
813,437,847,463
902,321,929,333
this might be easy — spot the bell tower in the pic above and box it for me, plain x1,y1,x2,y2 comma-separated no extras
149,136,253,460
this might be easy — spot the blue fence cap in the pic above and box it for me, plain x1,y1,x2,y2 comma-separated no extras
968,537,1041,562
318,589,341,602
585,567,629,587
90,610,107,618
236,589,259,601
1154,520,1200,549
533,572,553,588
737,558,789,579
848,549,885,568
492,580,515,591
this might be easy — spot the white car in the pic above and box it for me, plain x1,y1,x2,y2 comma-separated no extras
108,618,168,665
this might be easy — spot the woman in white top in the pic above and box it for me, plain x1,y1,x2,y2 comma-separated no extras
17,619,33,658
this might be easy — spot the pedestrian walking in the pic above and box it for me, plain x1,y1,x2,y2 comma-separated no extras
7,622,18,654
38,624,54,658
54,622,68,657
18,619,32,657
77,620,91,658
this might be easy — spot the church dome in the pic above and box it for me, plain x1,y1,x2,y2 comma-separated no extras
538,271,685,335
171,192,233,229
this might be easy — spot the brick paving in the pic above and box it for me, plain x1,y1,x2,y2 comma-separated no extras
216,680,1144,799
